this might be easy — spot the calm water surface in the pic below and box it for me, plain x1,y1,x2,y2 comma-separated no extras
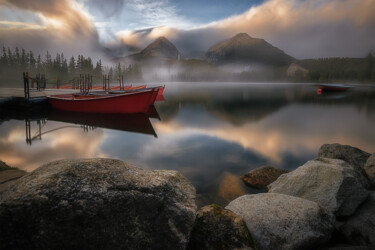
1,82,375,207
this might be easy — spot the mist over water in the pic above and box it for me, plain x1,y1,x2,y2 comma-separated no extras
1,82,375,207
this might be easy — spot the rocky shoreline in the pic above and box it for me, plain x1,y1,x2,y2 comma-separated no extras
0,143,374,249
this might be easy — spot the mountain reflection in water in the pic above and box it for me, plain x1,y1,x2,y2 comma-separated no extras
1,82,375,207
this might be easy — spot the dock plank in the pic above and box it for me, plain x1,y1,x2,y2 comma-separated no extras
0,88,80,98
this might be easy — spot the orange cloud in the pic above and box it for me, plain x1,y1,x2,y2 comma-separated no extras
0,0,97,39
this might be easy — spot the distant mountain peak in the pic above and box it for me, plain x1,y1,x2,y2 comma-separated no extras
128,36,181,60
154,36,169,42
232,33,251,39
206,33,294,66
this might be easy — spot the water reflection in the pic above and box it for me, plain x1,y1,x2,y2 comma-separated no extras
1,82,375,207
0,108,158,171
49,111,157,137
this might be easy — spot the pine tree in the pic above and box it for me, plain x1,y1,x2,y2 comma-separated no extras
87,57,93,72
29,50,36,73
94,59,102,77
109,66,113,81
77,55,82,73
116,62,122,79
45,51,52,72
36,54,43,72
62,58,68,78
69,56,76,77
14,47,20,66
7,47,13,66
0,46,7,66
21,48,28,68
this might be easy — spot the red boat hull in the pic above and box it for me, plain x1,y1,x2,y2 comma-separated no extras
158,86,165,96
317,84,350,92
48,88,158,114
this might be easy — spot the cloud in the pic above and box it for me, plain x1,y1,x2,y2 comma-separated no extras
114,0,375,59
1,0,374,61
87,0,125,17
205,0,375,58
0,0,102,59
0,0,97,38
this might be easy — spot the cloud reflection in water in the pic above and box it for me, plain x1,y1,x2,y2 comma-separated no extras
1,83,375,207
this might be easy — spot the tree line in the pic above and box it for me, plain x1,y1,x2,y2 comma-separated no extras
296,53,375,83
0,46,143,87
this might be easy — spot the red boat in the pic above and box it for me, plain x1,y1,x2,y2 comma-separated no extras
107,85,164,96
317,84,351,92
157,85,165,96
48,88,159,114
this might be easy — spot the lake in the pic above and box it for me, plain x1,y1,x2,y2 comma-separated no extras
1,82,375,207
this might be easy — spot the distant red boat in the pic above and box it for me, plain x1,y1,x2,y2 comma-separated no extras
317,84,351,92
48,88,159,114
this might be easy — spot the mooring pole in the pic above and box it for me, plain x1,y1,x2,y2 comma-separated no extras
107,75,110,91
42,74,46,89
23,72,30,100
25,120,31,145
79,74,82,93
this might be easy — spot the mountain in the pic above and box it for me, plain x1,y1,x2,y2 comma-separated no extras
127,37,182,61
206,33,295,66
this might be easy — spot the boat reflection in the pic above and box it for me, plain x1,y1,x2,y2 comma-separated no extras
48,110,158,137
20,107,159,144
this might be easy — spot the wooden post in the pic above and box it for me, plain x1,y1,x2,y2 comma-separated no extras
23,72,30,100
79,74,82,93
25,120,31,145
102,75,105,90
41,74,46,89
36,73,40,90
107,75,110,91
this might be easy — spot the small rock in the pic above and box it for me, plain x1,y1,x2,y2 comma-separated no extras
318,143,371,188
226,193,335,250
0,158,196,250
241,166,289,189
364,153,375,187
339,191,375,246
187,204,254,250
268,158,368,216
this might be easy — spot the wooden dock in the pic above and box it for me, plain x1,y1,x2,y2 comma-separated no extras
0,88,79,99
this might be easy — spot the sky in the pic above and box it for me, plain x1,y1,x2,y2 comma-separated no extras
0,0,374,60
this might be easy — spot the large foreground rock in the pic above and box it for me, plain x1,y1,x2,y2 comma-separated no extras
339,191,375,246
318,143,371,188
0,159,196,250
226,193,335,250
241,166,289,189
188,204,254,250
269,158,368,216
364,153,375,187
